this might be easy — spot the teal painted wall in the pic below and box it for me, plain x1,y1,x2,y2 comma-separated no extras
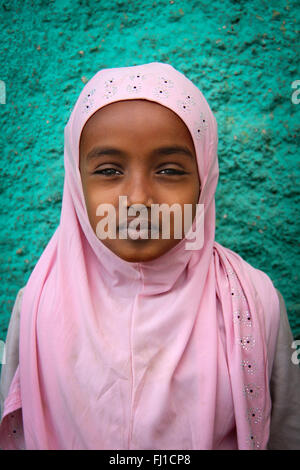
0,0,299,344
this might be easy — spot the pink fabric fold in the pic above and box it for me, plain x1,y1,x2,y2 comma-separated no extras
0,62,280,450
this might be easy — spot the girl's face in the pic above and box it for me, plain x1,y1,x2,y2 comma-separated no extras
79,99,200,262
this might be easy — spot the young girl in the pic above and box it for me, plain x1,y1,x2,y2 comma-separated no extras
0,62,299,450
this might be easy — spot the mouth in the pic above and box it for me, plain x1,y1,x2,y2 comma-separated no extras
118,219,160,239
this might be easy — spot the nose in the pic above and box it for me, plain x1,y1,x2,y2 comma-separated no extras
125,172,154,209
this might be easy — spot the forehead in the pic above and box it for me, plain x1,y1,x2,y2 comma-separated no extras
79,99,194,144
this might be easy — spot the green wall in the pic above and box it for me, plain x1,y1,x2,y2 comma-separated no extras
0,0,299,342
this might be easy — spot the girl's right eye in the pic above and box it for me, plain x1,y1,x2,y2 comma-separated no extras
94,168,122,176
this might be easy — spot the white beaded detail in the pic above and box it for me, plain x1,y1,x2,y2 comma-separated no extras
128,73,147,82
153,86,170,99
157,76,174,89
193,113,208,140
241,359,257,374
248,434,261,449
127,82,143,94
176,99,194,113
152,75,175,99
227,269,236,277
247,407,263,425
233,309,252,326
244,384,261,399
239,335,255,351
125,72,147,94
230,286,242,298
81,88,96,114
103,78,118,100
182,93,196,106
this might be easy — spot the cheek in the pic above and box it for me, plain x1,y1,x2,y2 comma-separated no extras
191,176,201,205
177,179,200,224
82,183,103,226
83,183,122,232
177,179,200,205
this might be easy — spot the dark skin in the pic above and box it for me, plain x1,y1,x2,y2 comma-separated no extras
79,99,200,262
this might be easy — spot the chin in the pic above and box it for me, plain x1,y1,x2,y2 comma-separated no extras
100,238,178,263
114,242,166,263
117,249,161,263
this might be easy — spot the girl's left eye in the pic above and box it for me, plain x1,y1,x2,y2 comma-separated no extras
157,169,186,175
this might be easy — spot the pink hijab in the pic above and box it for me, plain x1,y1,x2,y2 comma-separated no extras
0,62,280,450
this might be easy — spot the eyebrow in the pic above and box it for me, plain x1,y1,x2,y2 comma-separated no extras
85,145,195,162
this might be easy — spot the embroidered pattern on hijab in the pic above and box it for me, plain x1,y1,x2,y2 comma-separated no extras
0,62,280,450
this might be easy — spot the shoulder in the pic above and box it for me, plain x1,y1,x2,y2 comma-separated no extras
10,287,25,324
274,288,285,309
268,290,300,449
3,287,26,351
15,286,25,304
242,258,279,305
5,286,26,344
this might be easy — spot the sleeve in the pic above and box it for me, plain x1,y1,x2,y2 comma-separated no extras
267,289,300,450
0,288,24,421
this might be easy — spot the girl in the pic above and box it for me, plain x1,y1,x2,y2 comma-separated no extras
0,62,299,450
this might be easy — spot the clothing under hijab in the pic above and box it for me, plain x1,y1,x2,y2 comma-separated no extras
0,62,280,450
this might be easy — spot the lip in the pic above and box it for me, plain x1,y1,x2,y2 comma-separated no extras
118,217,159,232
119,217,152,228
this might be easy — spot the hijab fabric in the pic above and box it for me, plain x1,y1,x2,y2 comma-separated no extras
0,62,280,450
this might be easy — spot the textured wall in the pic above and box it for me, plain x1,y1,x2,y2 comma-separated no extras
0,0,299,344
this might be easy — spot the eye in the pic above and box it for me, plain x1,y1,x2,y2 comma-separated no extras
94,168,122,176
157,168,186,175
